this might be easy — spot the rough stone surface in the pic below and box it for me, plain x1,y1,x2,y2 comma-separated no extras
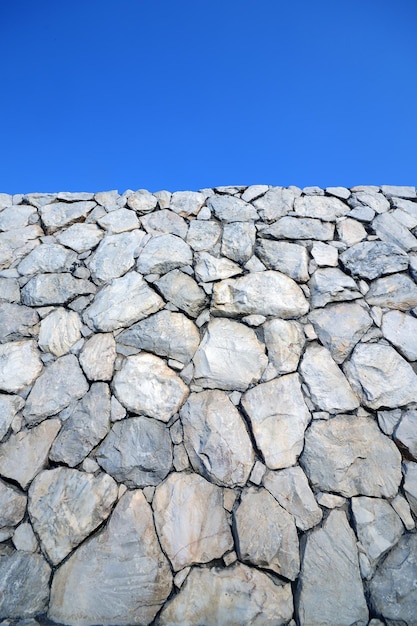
38,308,82,356
79,333,116,380
0,478,26,535
88,230,145,282
365,273,417,310
136,233,192,274
0,340,42,393
0,552,51,619
381,309,417,360
262,318,305,374
17,243,78,275
309,267,361,308
155,269,207,318
340,241,409,279
256,240,309,282
0,393,24,441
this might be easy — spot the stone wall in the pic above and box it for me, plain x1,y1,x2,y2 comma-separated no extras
1,185,417,626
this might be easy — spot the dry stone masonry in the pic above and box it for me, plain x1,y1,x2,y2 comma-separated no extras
1,184,417,625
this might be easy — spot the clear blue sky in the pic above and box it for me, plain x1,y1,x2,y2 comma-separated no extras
1,0,416,194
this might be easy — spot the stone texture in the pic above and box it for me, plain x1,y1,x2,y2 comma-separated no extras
403,460,417,515
0,479,26,536
256,240,309,282
381,310,417,360
140,208,188,238
127,188,158,213
0,340,43,393
186,219,221,251
48,490,172,626
194,251,242,282
0,393,24,441
170,190,205,216
294,194,349,220
155,269,207,317
17,243,77,275
373,211,417,251
13,521,38,552
136,233,192,274
21,273,96,306
365,273,417,310
39,200,96,233
207,195,258,221
309,267,361,308
88,230,145,282
262,216,334,240
0,552,51,619
394,409,417,461
79,332,116,380
0,226,43,271
56,223,104,252
262,318,305,374
221,222,256,263
38,308,82,356
0,303,39,343
340,241,409,279
97,208,139,233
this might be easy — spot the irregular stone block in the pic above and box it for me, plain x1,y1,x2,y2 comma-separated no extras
0,552,51,619
340,241,409,279
262,318,305,374
38,308,82,356
21,273,96,306
79,332,116,380
0,340,43,393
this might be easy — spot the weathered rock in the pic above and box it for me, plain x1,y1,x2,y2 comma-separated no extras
340,241,409,279
0,479,26,535
0,276,20,302
0,340,43,393
299,343,359,413
310,241,338,266
97,208,139,233
242,374,311,469
381,310,417,360
170,190,205,216
0,419,61,489
0,226,43,271
88,230,145,282
394,409,417,461
21,273,96,306
96,416,172,487
294,195,349,221
365,273,417,310
49,384,111,467
157,562,293,626
262,318,305,374
24,354,89,424
186,220,222,251
180,390,254,487
207,195,258,221
140,208,188,238
373,211,417,251
17,244,77,275
127,188,158,213
309,267,361,308
263,466,322,531
256,240,309,282
300,415,402,497
83,271,164,331
0,393,24,441
39,200,96,233
13,521,38,552
79,333,116,380
136,233,192,274
253,186,297,221
112,353,189,421
155,269,207,318
0,552,51,619
212,271,309,318
336,217,367,246
309,302,373,363
193,318,267,391
349,190,389,214
194,251,242,282
296,509,368,626
56,223,104,253
48,490,172,626
221,222,256,263
0,204,36,230
29,467,118,564
262,216,334,240
344,343,417,409
234,486,299,579
403,460,417,515
369,533,417,625
0,302,39,343
153,472,233,571
38,308,82,356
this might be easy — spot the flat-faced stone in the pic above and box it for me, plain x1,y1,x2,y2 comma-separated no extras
97,208,139,233
207,195,258,221
140,208,188,238
365,273,417,310
253,186,297,222
262,318,305,374
79,333,116,380
394,409,417,461
349,190,389,214
373,211,417,251
262,216,334,240
311,241,339,266
336,217,367,246
127,188,158,213
88,230,145,282
242,374,311,469
381,310,417,360
56,223,104,253
39,200,96,233
194,252,242,282
0,478,26,534
221,222,256,263
0,393,24,441
340,241,409,279
136,234,192,274
155,269,207,318
21,273,96,306
0,277,20,303
0,552,51,619
309,267,361,308
0,226,43,271
256,240,309,282
0,340,43,393
294,195,349,221
17,243,77,275
38,308,82,356
0,205,36,231
170,190,205,216
187,220,222,252
0,303,39,343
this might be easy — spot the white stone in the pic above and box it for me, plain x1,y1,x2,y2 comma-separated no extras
0,340,43,393
263,318,305,374
79,333,116,380
381,310,417,360
56,223,104,253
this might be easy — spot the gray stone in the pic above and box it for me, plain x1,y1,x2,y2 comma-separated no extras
83,271,164,331
0,479,26,535
127,188,158,213
29,467,118,565
336,217,367,246
180,390,254,487
221,222,256,263
0,419,61,489
94,189,120,210
112,353,189,421
310,241,339,266
369,533,417,625
394,409,417,461
340,241,409,280
153,472,233,571
349,190,389,214
242,374,311,469
294,195,349,221
299,343,359,413
0,552,51,619
158,562,293,626
38,308,82,356
0,394,24,441
56,223,104,253
140,208,188,238
391,494,415,531
381,310,417,360
373,211,417,251
88,230,145,282
193,318,267,391
0,303,39,343
403,461,417,515
256,240,309,282
382,185,416,198
0,277,20,302
96,416,172,487
49,383,111,467
79,332,116,380
296,509,368,626
155,269,207,318
309,302,373,363
0,205,37,231
24,354,89,424
17,243,77,276
12,522,38,552
117,310,200,364
253,186,298,222
262,318,305,374
186,220,221,251
212,271,309,318
39,200,96,233
263,466,322,531
207,195,258,221
194,251,242,282
0,340,43,393
48,490,172,626
309,267,361,308
262,216,334,240
241,184,269,203
136,234,192,274
365,273,417,310
97,208,139,233
170,190,205,216
0,226,43,270
300,415,402,498
21,273,96,306
344,343,417,409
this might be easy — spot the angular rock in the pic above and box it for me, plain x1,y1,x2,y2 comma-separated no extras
24,354,89,424
0,419,61,489
193,318,267,391
13,521,38,552
79,332,116,380
96,415,172,488
56,222,104,253
0,204,36,230
136,234,192,274
336,217,367,246
382,185,416,198
0,302,39,343
0,479,26,534
17,243,77,275
186,220,222,252
170,190,205,216
344,343,417,409
310,241,338,266
242,374,311,469
373,211,417,251
349,190,389,214
253,185,297,221
299,343,359,413
0,276,20,302
381,310,417,360
262,318,305,374
88,230,145,282
294,195,349,221
48,490,172,626
83,271,164,331
0,225,43,271
300,415,402,497
262,216,334,240
309,267,361,308
180,390,254,487
28,467,118,564
194,252,242,282
256,240,309,282
207,195,258,221
0,393,24,441
127,188,158,213
309,302,373,363
21,273,96,306
340,241,408,280
365,273,417,310
221,222,256,263
296,509,368,626
112,353,189,421
155,269,207,318
38,308,82,356
97,208,139,233
49,383,111,467
263,466,322,531
39,200,96,233
0,552,51,619
212,271,309,318
153,472,233,571
394,409,417,460
234,486,299,579
0,340,43,393
403,461,417,515
140,208,188,238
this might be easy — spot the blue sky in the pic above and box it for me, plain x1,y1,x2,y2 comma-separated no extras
1,0,416,194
